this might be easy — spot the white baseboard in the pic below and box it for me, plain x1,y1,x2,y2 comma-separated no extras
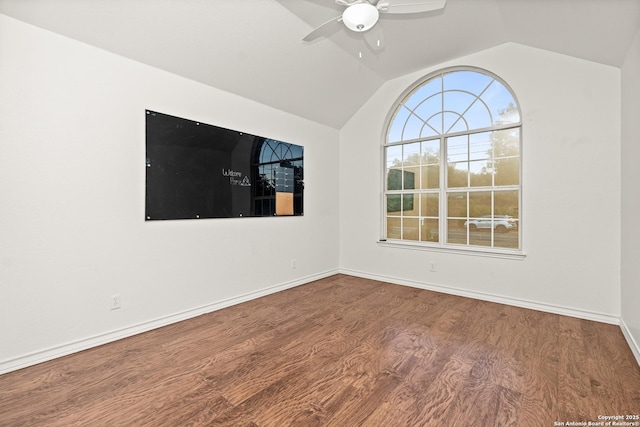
620,317,640,367
0,269,339,376
339,268,621,325
4,269,634,375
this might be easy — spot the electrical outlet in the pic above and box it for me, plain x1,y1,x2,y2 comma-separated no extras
110,294,121,310
429,262,437,272
291,259,297,269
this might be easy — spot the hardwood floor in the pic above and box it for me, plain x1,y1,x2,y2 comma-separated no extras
1,274,639,426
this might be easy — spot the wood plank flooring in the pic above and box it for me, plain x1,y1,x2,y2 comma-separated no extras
1,274,639,426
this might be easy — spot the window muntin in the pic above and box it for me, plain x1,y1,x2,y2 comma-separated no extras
384,68,521,252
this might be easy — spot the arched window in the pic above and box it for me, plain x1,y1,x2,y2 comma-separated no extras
384,67,522,252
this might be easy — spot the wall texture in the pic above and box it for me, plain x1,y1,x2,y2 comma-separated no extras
0,15,340,373
339,43,622,324
621,28,640,363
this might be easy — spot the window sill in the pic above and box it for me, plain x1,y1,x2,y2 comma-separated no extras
377,239,526,260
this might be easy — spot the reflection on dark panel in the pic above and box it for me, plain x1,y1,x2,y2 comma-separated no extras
145,110,303,220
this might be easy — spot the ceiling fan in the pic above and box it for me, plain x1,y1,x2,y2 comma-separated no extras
303,0,447,47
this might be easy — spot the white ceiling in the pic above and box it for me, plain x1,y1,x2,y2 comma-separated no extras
1,0,639,129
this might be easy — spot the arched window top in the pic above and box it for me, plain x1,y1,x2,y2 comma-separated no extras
388,68,521,143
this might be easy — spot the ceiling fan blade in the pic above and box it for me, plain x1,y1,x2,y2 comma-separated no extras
377,0,446,14
363,24,385,51
302,15,343,42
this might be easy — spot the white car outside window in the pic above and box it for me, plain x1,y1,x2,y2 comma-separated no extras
464,215,517,233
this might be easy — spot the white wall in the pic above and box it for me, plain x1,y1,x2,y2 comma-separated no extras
621,28,640,363
0,15,340,373
1,13,635,374
339,43,621,322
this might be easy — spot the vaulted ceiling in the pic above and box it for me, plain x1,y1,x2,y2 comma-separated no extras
1,0,639,129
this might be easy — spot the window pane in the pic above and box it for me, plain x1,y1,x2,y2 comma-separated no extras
403,142,420,166
444,70,493,94
496,105,520,125
387,217,401,239
462,100,492,131
387,169,402,191
447,192,467,217
469,132,492,161
494,231,519,249
386,145,402,168
413,94,442,124
386,145,402,190
403,194,418,215
403,169,417,190
426,113,443,136
448,162,468,187
443,111,464,136
446,218,467,244
420,193,439,217
492,128,520,157
387,194,401,213
448,117,469,134
494,190,519,218
403,218,419,241
403,142,420,191
404,78,441,110
494,157,519,185
404,166,419,190
447,135,467,162
469,191,491,217
422,139,440,164
388,106,411,143
420,123,439,139
421,218,439,242
469,160,492,187
444,90,476,118
388,171,402,193
492,189,519,249
403,114,425,140
469,227,492,247
420,165,439,189
481,80,519,125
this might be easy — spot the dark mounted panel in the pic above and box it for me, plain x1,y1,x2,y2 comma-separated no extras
145,110,303,220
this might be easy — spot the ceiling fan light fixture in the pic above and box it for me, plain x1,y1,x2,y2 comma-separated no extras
342,3,379,32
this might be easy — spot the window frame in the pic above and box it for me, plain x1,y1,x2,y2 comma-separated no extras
380,66,524,259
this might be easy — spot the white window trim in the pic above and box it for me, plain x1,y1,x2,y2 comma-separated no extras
381,66,524,257
376,239,526,260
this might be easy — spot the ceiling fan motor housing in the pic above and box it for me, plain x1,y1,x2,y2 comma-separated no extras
342,3,380,32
